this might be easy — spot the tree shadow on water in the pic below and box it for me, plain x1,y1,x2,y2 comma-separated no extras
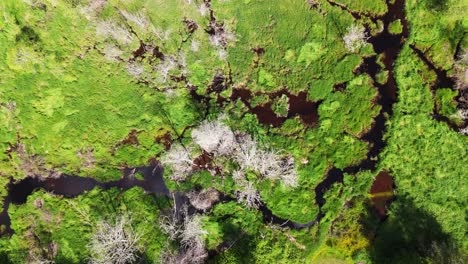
364,195,466,264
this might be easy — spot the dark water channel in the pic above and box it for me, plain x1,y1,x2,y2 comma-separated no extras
229,88,320,127
314,167,344,209
0,164,170,236
0,161,318,236
409,44,468,130
311,0,409,220
351,0,409,172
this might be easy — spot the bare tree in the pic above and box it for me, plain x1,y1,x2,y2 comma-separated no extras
191,119,235,156
236,182,261,209
428,241,466,264
159,206,208,264
233,135,298,187
155,55,177,83
159,209,181,241
121,10,149,29
209,23,236,48
161,144,194,182
256,149,281,179
77,147,95,169
151,26,172,41
232,170,246,185
102,44,123,61
458,108,468,120
343,25,368,52
16,144,60,178
127,63,145,78
198,3,209,17
278,155,299,187
96,20,133,45
457,48,468,65
28,240,57,264
187,188,220,211
161,241,207,264
453,48,468,135
233,134,260,170
190,40,200,52
259,153,298,187
79,0,108,20
180,215,208,246
453,48,467,91
177,240,207,264
88,216,140,264
169,120,299,186
160,206,207,244
459,127,468,135
217,49,228,61
307,0,320,9
89,0,107,12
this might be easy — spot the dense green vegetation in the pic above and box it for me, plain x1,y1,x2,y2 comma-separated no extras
0,0,466,263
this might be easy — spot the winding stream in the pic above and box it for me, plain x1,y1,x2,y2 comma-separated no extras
0,161,319,236
1,0,445,243
312,0,409,220
0,164,170,236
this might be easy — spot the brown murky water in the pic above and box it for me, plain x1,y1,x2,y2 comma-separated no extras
230,88,320,127
370,171,395,219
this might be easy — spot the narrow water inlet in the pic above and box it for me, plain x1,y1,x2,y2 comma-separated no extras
337,0,410,175
314,167,344,209
369,171,395,219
